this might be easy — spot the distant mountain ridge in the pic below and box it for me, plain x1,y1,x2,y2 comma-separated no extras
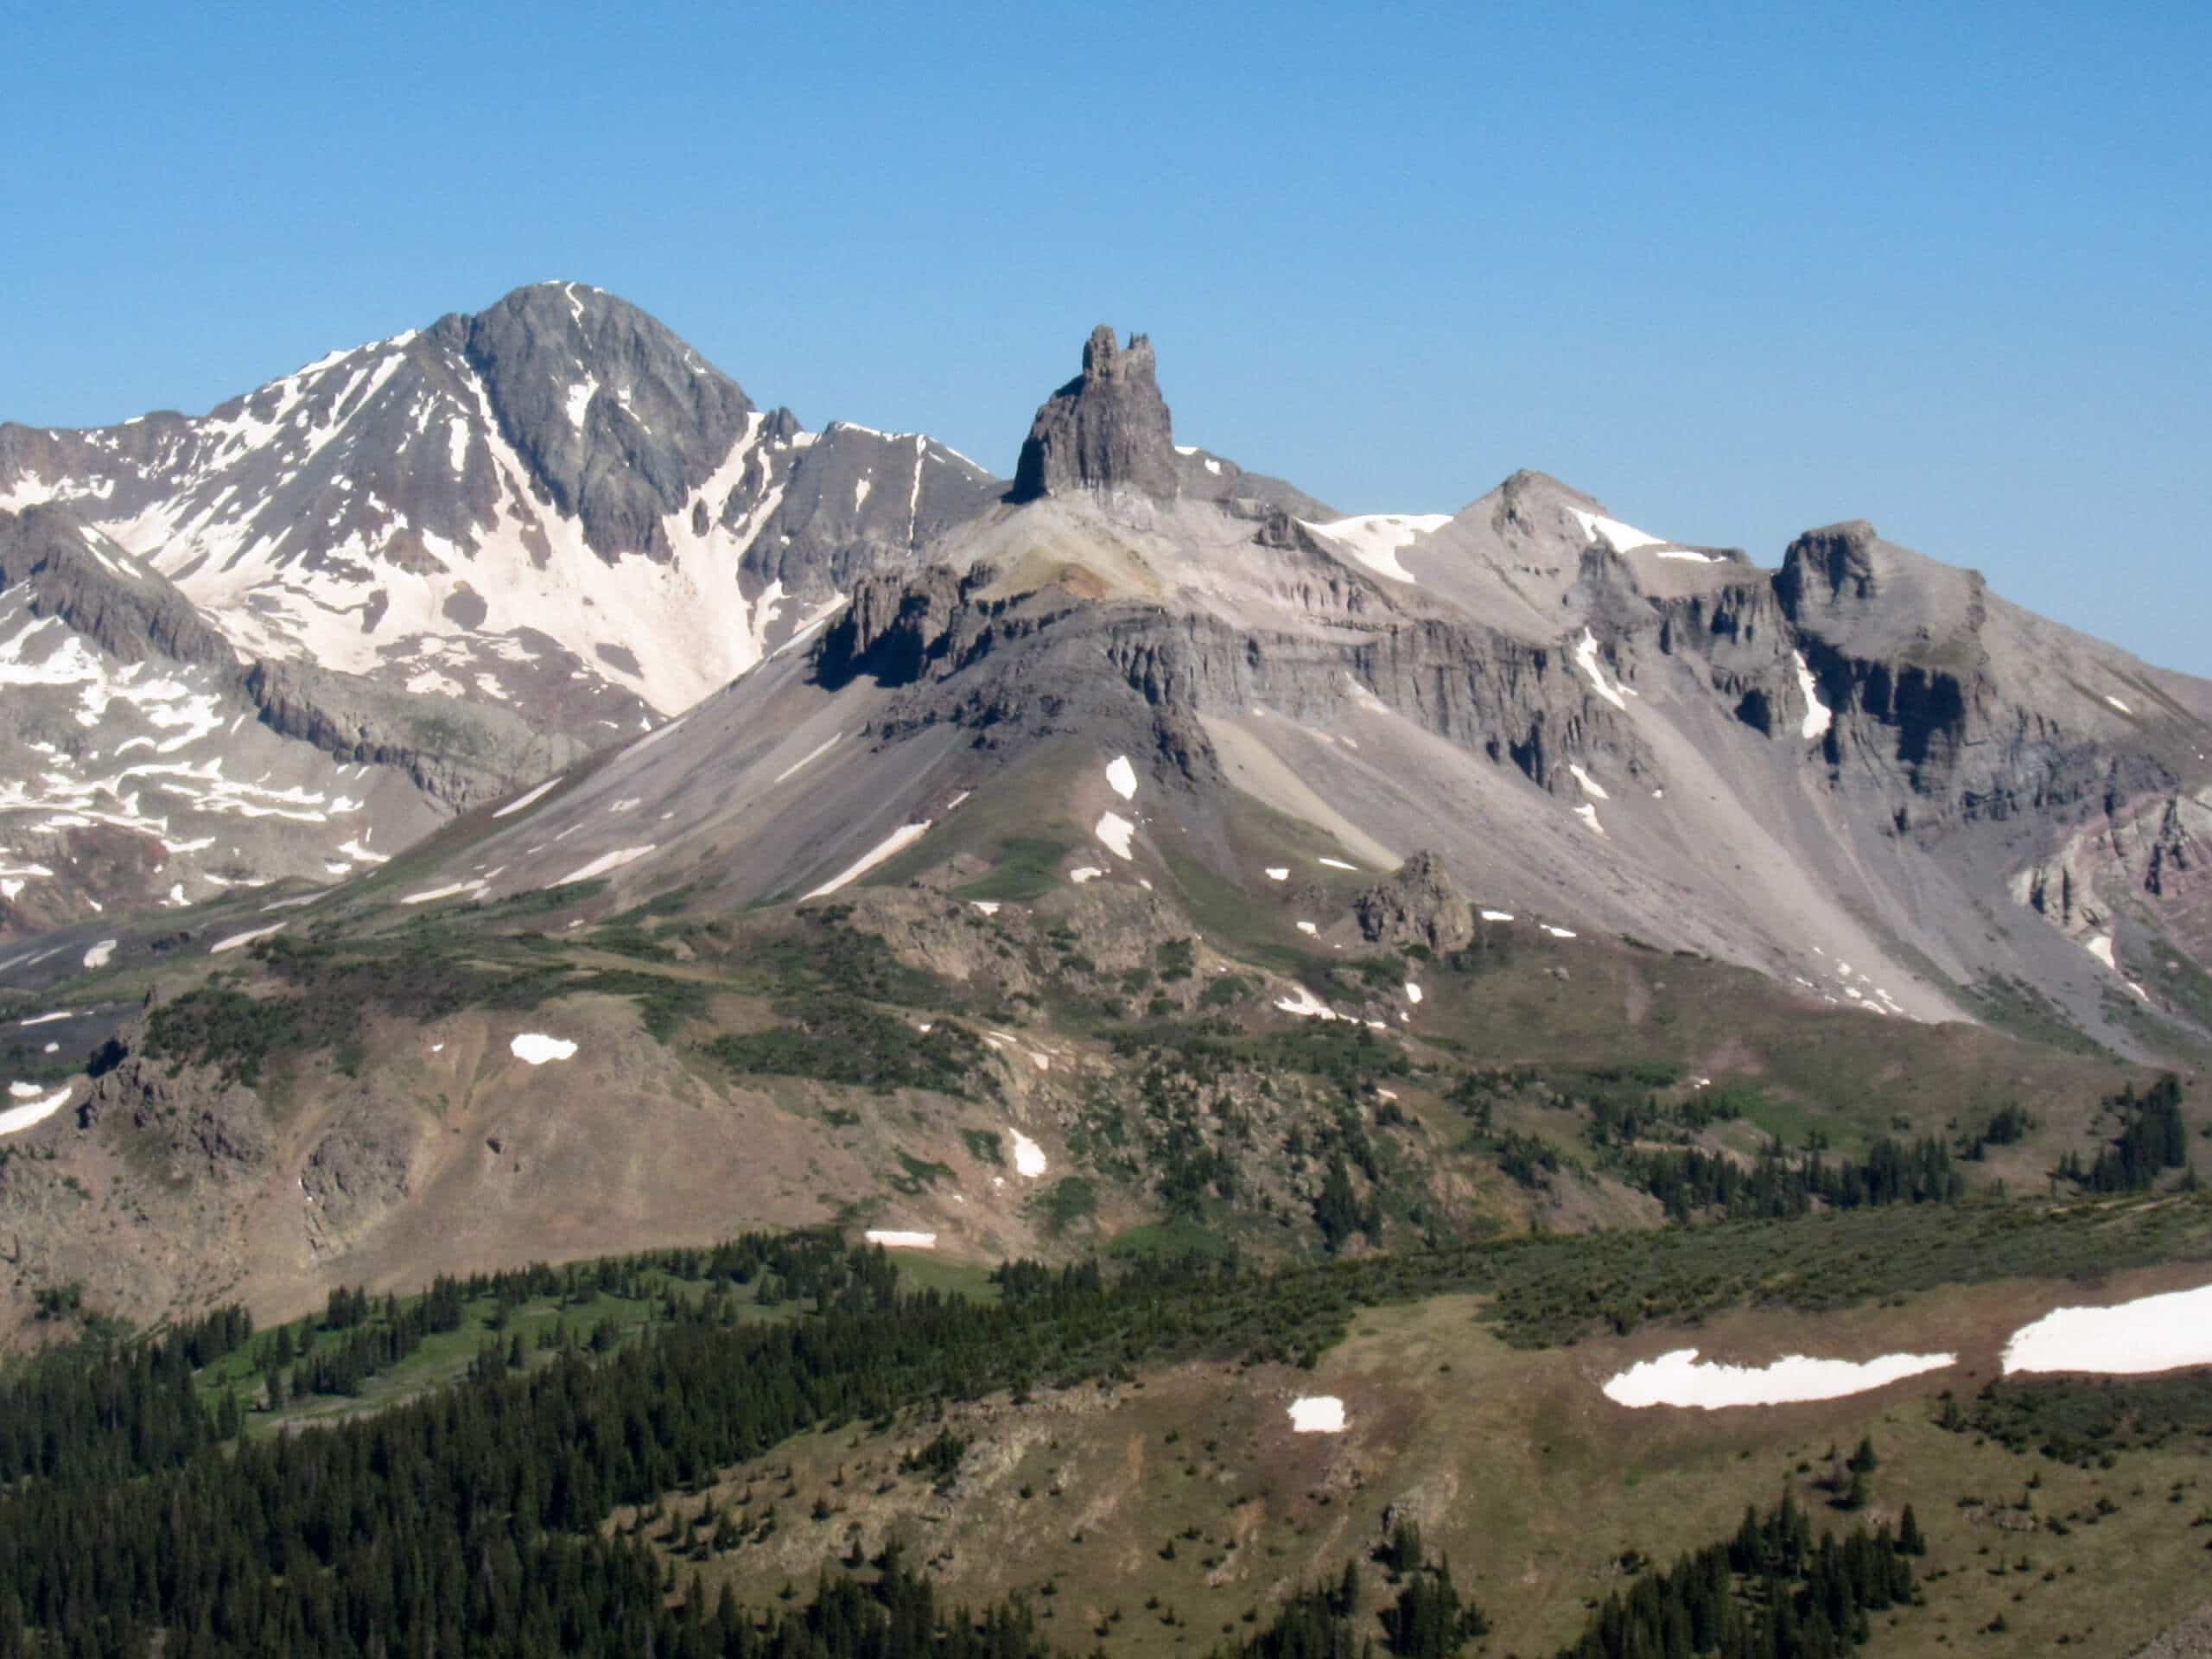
4,292,2212,1075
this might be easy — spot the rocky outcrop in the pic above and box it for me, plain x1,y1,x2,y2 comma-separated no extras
0,505,235,670
1355,852,1477,952
817,565,1006,690
1010,327,1180,503
244,658,588,811
80,1055,273,1184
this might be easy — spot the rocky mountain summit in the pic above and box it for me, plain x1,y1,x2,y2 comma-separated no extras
0,284,1010,926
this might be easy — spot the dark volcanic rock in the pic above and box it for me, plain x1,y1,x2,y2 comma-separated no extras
1010,326,1181,503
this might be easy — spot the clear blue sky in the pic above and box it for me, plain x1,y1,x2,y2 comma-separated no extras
4,1,2206,669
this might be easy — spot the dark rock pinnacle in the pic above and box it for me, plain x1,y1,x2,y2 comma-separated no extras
1009,325,1181,503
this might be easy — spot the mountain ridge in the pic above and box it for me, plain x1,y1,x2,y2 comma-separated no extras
3,291,2210,1072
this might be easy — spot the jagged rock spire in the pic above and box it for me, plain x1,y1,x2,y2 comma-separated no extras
1009,325,1181,503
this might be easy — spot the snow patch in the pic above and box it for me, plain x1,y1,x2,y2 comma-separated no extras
1567,763,1610,800
401,880,485,906
805,823,929,899
1264,867,1289,882
1094,811,1135,860
1296,920,1318,935
209,923,287,955
563,377,599,431
556,845,655,886
1480,910,1515,923
1572,628,1628,710
1068,867,1105,884
1405,982,1423,1004
510,1033,577,1065
1274,985,1338,1020
1105,754,1138,800
0,1082,74,1137
1573,803,1605,836
1009,1129,1048,1179
773,732,842,784
1300,513,1452,585
1287,1396,1345,1433
1318,857,1357,871
1567,508,1666,554
971,900,1001,916
2086,934,2117,970
1603,1348,1955,1409
492,777,562,818
1793,652,1833,741
82,939,116,970
1541,925,1577,939
2106,694,2134,715
864,1230,937,1249
2002,1284,2212,1376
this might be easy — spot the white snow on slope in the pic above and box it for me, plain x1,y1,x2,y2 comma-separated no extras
1274,985,1338,1020
1567,763,1609,800
1405,982,1423,1004
1300,514,1452,585
510,1033,577,1065
773,732,842,784
209,923,287,955
556,844,655,886
1541,924,1576,938
1287,1396,1346,1433
563,377,599,432
1793,652,1833,741
2086,934,2117,970
2107,694,2134,715
2001,1284,2212,1376
1095,811,1135,860
89,402,811,722
1105,754,1138,800
0,1082,75,1137
1068,867,1104,884
1480,909,1515,922
1568,508,1664,553
805,822,930,899
1318,857,1357,871
1574,803,1605,836
1264,867,1289,881
1008,1129,1048,1179
1295,921,1318,935
402,879,486,906
492,778,562,818
17,1011,73,1028
82,940,116,969
1572,629,1627,710
863,1230,937,1249
1603,1348,1955,1409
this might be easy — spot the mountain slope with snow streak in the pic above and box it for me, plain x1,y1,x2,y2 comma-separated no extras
0,283,1004,728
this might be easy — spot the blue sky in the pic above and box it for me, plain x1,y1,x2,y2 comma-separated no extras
4,1,2206,668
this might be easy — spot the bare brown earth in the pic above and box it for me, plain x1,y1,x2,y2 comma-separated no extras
639,1263,2212,1659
